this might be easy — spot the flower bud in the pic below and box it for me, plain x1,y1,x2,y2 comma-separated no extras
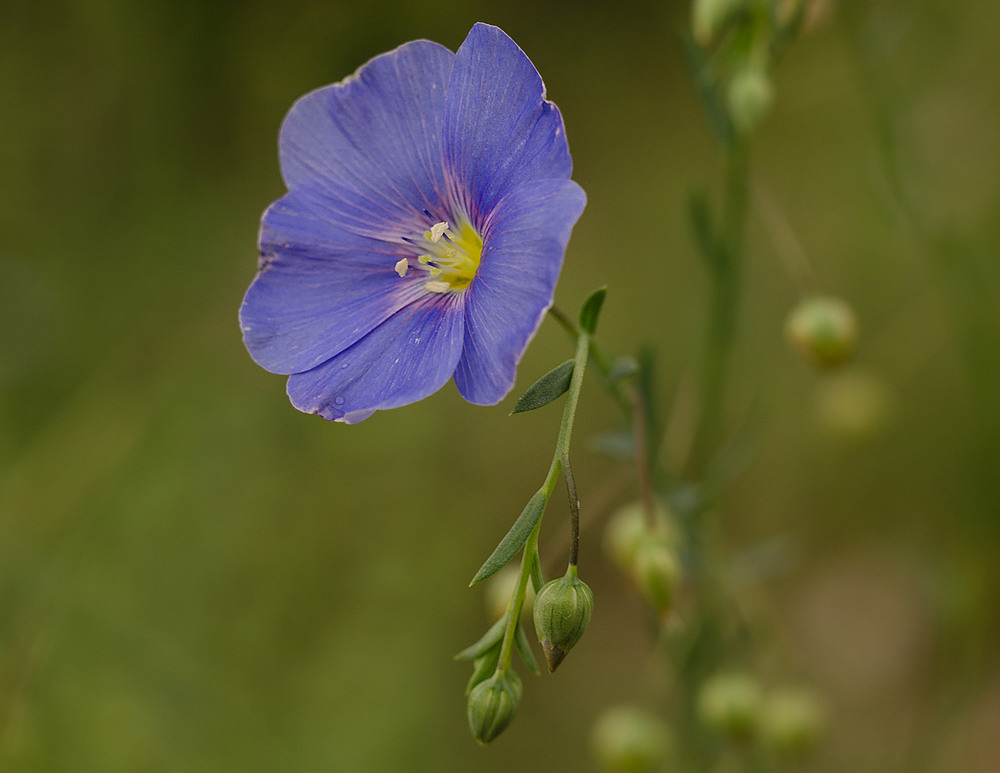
815,370,892,441
532,566,594,672
466,670,522,744
785,296,858,369
604,500,677,572
762,688,826,756
696,672,764,741
692,0,744,44
727,65,774,134
630,538,680,615
591,705,671,773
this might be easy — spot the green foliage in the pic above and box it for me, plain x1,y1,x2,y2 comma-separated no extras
2,0,998,769
510,360,574,414
470,490,548,585
578,285,607,335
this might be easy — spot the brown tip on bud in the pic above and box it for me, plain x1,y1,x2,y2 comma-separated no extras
541,639,567,673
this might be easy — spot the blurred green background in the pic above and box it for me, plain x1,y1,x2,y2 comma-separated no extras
2,0,998,770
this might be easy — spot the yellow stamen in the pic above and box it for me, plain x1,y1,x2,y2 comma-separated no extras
397,217,483,295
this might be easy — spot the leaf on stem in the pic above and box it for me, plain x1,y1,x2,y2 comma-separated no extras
515,621,540,674
455,614,508,661
529,552,544,594
578,286,608,335
465,647,502,694
470,490,548,585
511,360,575,414
688,189,719,270
679,31,736,150
589,428,635,459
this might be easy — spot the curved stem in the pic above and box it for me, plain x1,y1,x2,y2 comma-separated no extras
496,329,591,672
548,306,630,415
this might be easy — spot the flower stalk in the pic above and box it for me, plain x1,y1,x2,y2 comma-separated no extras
495,328,590,676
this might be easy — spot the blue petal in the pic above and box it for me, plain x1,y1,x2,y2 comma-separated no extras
279,39,455,235
285,294,465,423
240,192,427,375
454,178,587,405
443,23,573,221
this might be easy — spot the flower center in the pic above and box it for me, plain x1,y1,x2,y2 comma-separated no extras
395,218,483,294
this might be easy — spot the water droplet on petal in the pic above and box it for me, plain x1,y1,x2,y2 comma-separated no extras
334,396,345,406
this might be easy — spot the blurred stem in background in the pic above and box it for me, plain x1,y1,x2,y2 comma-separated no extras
593,2,831,771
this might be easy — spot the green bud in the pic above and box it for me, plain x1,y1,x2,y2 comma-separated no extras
815,370,893,441
762,688,826,756
727,65,774,135
692,0,745,44
532,566,594,672
630,538,680,614
466,670,522,744
785,296,858,369
696,672,764,741
604,500,677,572
591,705,671,773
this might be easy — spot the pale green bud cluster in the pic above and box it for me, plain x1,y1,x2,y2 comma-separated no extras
532,565,594,672
591,705,672,773
697,673,827,754
696,672,764,741
785,295,858,369
605,500,681,615
466,670,522,745
692,0,745,45
761,688,826,756
727,65,774,135
815,371,893,441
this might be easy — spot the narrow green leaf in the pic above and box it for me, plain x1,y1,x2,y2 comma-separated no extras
636,344,663,471
687,190,718,270
588,429,635,459
470,490,548,585
455,614,507,661
511,360,574,414
679,31,736,150
606,356,639,384
529,552,544,594
578,286,608,335
515,621,540,675
465,647,502,694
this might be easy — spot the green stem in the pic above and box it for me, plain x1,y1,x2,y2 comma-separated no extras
496,329,591,672
687,141,749,479
548,306,631,415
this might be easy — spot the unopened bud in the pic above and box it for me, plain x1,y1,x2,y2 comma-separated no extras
631,538,681,614
762,688,826,756
693,0,744,44
697,672,764,741
727,65,774,134
591,705,671,773
815,370,893,441
785,296,858,369
466,670,522,744
604,500,677,572
533,566,594,672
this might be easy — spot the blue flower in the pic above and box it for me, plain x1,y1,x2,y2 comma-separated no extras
240,23,586,423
